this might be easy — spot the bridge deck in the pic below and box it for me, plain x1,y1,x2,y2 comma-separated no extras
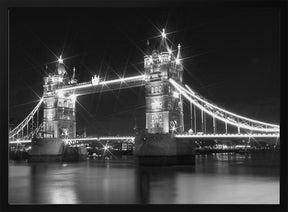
10,133,279,144
175,133,279,140
57,75,146,96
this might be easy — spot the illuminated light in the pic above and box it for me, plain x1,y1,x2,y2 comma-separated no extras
103,145,109,151
9,98,44,138
58,55,63,64
57,74,146,93
152,99,162,109
63,136,135,142
92,75,100,85
99,75,146,86
161,28,166,38
9,140,32,144
184,84,279,129
70,94,77,102
171,126,176,132
168,49,172,54
99,136,135,141
172,91,180,98
175,58,181,65
170,79,279,133
174,133,279,138
57,91,64,98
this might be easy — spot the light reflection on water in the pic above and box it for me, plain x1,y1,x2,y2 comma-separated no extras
9,152,279,204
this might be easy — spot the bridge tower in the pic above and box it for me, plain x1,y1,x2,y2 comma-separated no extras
42,56,77,139
144,29,184,134
135,29,194,165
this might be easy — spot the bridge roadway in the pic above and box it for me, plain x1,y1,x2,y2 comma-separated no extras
9,136,135,144
56,75,146,96
175,133,279,144
10,133,279,144
175,133,279,139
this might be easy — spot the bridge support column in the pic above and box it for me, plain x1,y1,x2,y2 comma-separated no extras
134,134,195,165
134,36,195,165
28,57,80,162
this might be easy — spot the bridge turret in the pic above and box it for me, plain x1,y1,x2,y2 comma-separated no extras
144,29,184,134
70,67,78,84
57,55,67,76
42,56,76,139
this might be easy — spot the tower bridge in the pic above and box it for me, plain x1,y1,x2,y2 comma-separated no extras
9,28,279,163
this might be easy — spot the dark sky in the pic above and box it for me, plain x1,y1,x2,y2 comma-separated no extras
9,7,280,136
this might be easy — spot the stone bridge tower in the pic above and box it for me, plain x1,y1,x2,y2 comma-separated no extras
144,29,184,134
42,56,77,139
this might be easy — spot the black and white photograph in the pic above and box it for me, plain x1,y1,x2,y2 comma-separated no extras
6,2,283,206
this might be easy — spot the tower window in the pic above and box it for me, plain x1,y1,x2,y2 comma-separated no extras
152,99,162,110
58,100,63,107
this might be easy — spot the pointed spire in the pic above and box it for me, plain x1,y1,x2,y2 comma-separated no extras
44,64,48,75
161,28,166,39
58,55,63,64
177,43,181,59
72,67,76,79
83,127,86,138
176,43,182,64
160,28,168,52
146,40,150,55
57,55,66,75
134,117,138,131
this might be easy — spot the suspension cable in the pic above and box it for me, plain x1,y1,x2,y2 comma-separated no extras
9,98,44,138
169,79,279,133
184,84,278,128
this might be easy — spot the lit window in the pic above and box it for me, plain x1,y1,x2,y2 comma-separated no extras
46,100,54,108
151,87,154,93
92,75,100,85
173,91,180,98
152,100,162,110
155,87,158,93
58,100,63,107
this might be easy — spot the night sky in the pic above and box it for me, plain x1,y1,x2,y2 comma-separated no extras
9,7,280,136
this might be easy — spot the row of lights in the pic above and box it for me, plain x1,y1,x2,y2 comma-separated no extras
170,78,279,133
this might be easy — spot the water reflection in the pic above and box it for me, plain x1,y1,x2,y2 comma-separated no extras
135,166,195,203
9,153,279,204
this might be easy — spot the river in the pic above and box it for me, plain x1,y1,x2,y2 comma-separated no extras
8,152,279,204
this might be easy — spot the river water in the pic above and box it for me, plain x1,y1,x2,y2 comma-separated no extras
9,152,279,204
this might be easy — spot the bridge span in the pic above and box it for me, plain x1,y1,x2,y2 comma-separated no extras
9,28,279,164
10,133,279,145
56,75,146,96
